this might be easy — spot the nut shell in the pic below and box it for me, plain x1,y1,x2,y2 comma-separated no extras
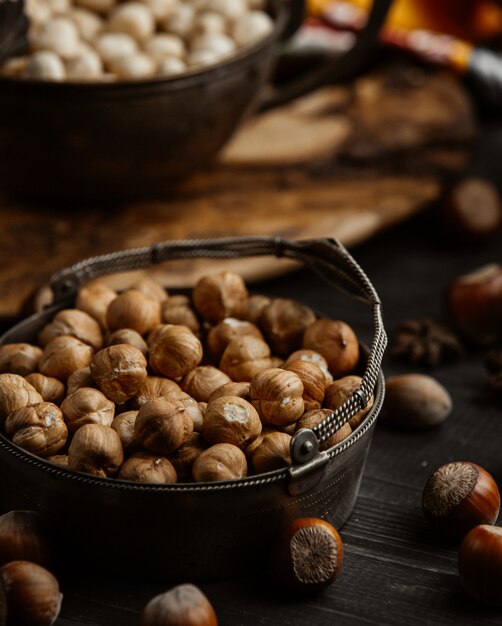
6,402,68,457
458,524,502,605
192,442,247,482
75,280,116,329
91,344,148,403
302,319,359,377
131,376,182,409
168,432,207,481
161,294,201,336
0,511,51,567
206,317,263,361
111,410,139,453
207,381,251,403
107,328,148,357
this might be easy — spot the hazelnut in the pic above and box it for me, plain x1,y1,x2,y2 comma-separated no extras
202,396,262,449
0,374,43,426
66,366,96,395
47,454,68,468
181,366,231,402
198,401,207,415
422,462,500,540
0,511,51,567
206,318,263,361
75,280,117,329
192,271,248,323
250,368,304,426
447,264,502,345
91,344,148,403
283,360,326,411
61,387,115,432
219,335,271,382
244,294,271,324
324,375,373,430
0,344,43,376
161,295,201,336
24,51,65,80
68,423,124,477
38,309,103,351
25,374,65,406
384,374,452,430
106,289,161,335
118,451,177,484
111,410,139,453
0,560,62,626
140,583,217,626
285,349,333,385
5,402,68,457
131,276,167,302
108,1,155,41
134,398,193,455
295,409,352,450
458,524,502,606
251,431,292,473
131,376,182,409
149,325,203,379
273,518,343,592
39,335,94,381
207,381,251,403
259,298,316,356
107,328,148,357
303,319,360,377
232,10,274,46
192,443,247,482
168,432,207,481
166,391,204,433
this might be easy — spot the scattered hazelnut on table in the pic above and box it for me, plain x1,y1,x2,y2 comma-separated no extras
68,423,124,477
0,511,52,567
422,461,500,540
91,344,148,403
134,398,194,455
149,324,203,379
181,366,231,402
273,518,343,592
0,374,43,426
118,451,177,483
192,271,248,324
24,374,65,406
220,335,271,382
61,387,115,432
39,309,103,351
303,319,360,377
106,289,161,336
202,395,262,449
0,560,62,626
39,335,94,381
458,524,502,606
0,344,43,377
324,375,373,430
251,431,291,473
259,298,316,356
295,409,352,451
140,583,218,626
5,402,68,457
383,374,452,430
250,368,304,426
192,442,247,482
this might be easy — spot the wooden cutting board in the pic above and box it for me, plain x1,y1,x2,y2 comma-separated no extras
0,61,475,321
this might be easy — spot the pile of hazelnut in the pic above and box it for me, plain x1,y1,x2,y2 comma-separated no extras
0,270,372,484
1,0,274,81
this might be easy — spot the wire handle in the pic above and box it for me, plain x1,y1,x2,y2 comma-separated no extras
50,236,386,461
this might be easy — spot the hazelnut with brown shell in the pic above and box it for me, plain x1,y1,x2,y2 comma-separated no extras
161,294,201,336
168,432,207,480
111,410,139,453
66,367,96,396
283,360,326,412
131,376,182,409
107,328,148,357
207,381,251,403
76,280,117,329
0,374,43,426
324,375,373,430
295,409,352,451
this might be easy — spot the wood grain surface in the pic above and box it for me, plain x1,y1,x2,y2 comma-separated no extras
0,61,475,321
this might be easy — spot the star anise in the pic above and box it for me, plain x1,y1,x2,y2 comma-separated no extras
392,318,464,368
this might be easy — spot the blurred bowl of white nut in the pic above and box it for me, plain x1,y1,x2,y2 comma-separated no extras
0,0,305,199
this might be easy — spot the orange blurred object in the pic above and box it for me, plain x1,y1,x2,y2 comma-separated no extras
308,0,502,43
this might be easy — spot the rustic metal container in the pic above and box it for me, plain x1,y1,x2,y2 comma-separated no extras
0,237,386,580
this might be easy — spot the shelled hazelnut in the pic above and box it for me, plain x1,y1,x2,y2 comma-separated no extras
324,375,373,430
131,376,182,409
68,423,124,477
161,295,201,336
303,319,360,377
181,366,231,402
207,381,251,403
259,298,316,356
220,335,272,381
47,454,69,468
206,318,263,361
39,335,94,381
5,402,68,457
0,344,43,376
202,395,262,449
107,328,149,357
38,308,103,350
168,432,207,480
66,366,96,395
75,281,117,329
106,289,161,335
118,451,177,483
285,349,333,385
149,324,203,379
25,374,65,406
295,409,352,451
250,368,304,426
91,344,148,403
283,360,326,412
192,271,248,323
61,387,115,432
111,410,139,453
244,294,271,324
0,374,43,426
134,398,193,455
131,276,167,302
251,431,291,473
169,391,204,432
192,442,247,482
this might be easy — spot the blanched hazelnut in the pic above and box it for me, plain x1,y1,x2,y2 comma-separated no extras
106,290,161,335
259,298,316,356
168,432,207,480
68,7,103,42
324,375,373,430
31,17,81,59
66,48,103,79
207,381,251,403
157,56,186,75
39,335,94,381
284,360,326,411
206,317,263,361
205,0,247,20
95,33,138,67
141,0,177,20
192,271,248,323
25,374,65,405
61,387,115,432
132,276,167,302
131,376,182,409
220,335,271,381
24,51,66,80
192,443,247,482
245,294,271,325
109,2,155,41
303,319,360,377
75,0,116,14
149,325,203,379
193,11,226,37
250,368,304,426
160,295,200,335
187,49,219,67
181,366,231,402
0,561,62,626
202,396,262,448
75,281,117,329
0,343,42,376
161,2,195,38
296,409,352,450
190,33,236,60
66,366,96,395
68,423,124,477
0,374,43,425
134,398,193,455
107,328,149,357
118,451,177,483
6,402,68,457
0,511,51,567
39,309,103,350
91,344,148,403
111,410,139,453
232,10,273,46
140,584,218,626
251,431,291,473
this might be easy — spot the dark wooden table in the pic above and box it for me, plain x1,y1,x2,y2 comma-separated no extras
47,207,502,626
